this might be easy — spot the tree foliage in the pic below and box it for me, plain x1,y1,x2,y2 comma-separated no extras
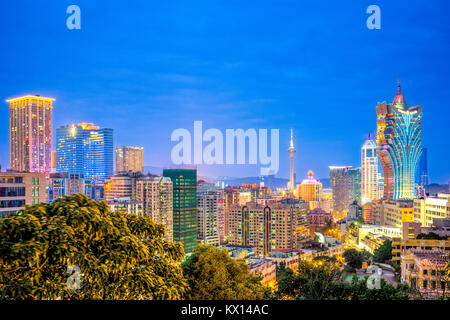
343,249,364,269
182,245,269,300
0,194,188,300
416,232,447,240
275,259,413,300
373,239,392,263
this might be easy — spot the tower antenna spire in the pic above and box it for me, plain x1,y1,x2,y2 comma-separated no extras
397,77,401,94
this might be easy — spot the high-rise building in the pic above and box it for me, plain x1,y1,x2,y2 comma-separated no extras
297,170,322,209
56,123,113,182
136,176,173,242
329,166,361,213
163,169,197,253
361,137,379,204
115,146,144,173
228,199,309,256
104,171,143,202
197,183,220,247
7,95,54,174
376,80,423,200
287,129,296,192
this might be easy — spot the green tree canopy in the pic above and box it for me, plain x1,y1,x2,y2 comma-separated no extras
416,232,447,240
275,259,413,300
182,244,270,300
0,194,187,300
343,249,364,269
373,239,392,263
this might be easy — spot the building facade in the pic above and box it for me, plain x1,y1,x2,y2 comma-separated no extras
47,172,92,202
361,138,379,204
329,166,361,213
163,169,197,253
228,200,309,256
376,81,423,200
56,123,113,182
115,146,144,173
136,176,173,242
413,194,450,228
297,170,323,207
0,171,46,217
197,183,220,247
7,95,54,174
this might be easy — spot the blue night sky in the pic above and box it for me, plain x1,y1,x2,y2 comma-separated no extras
0,1,449,182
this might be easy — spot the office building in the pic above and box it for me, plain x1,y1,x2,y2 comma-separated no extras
162,169,197,253
7,95,54,174
56,123,113,182
115,146,144,173
376,80,423,200
361,137,379,204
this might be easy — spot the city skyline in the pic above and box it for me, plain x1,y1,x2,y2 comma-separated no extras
1,1,449,183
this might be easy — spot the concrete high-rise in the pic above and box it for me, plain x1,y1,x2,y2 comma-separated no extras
361,137,379,204
56,123,113,182
163,169,197,253
115,146,144,173
7,95,54,174
196,183,220,247
376,80,423,200
329,166,361,213
287,129,296,192
136,176,173,242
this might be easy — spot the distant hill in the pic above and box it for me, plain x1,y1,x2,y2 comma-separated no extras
425,183,449,196
217,175,289,189
143,166,163,175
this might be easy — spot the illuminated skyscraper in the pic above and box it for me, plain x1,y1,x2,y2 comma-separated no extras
56,123,113,182
297,170,322,209
7,95,54,174
361,137,379,204
115,146,144,173
376,80,422,200
287,129,296,192
163,169,197,253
